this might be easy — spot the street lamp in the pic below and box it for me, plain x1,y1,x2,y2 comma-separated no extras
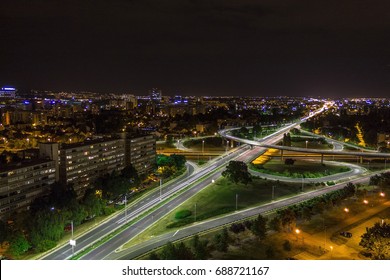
330,246,333,259
69,221,76,256
305,140,308,149
124,195,127,221
194,203,197,222
226,140,229,153
363,199,368,205
202,140,205,156
159,178,162,201
235,193,238,211
380,192,385,197
272,185,275,201
344,207,349,213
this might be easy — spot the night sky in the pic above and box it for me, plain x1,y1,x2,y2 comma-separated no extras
1,0,389,97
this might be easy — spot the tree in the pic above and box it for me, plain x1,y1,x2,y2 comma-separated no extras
170,154,186,169
214,228,229,252
149,252,160,260
82,189,104,219
121,164,140,185
191,234,210,260
268,216,282,232
253,124,262,137
176,242,194,260
251,214,268,240
160,242,177,259
8,232,30,257
359,222,390,260
222,161,252,185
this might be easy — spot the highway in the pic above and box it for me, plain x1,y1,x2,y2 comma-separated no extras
108,170,377,260
219,128,390,159
79,146,263,260
42,144,257,260
41,105,337,260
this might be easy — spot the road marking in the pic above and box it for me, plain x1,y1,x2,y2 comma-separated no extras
173,230,179,237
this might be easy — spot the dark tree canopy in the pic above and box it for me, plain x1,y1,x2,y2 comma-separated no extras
222,161,252,185
359,222,390,260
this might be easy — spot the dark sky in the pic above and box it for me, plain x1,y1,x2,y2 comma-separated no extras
1,0,390,97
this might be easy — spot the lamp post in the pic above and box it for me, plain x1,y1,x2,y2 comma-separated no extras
235,193,238,211
124,195,127,221
272,185,275,201
202,140,204,156
305,140,308,149
226,140,229,153
330,246,333,259
301,175,304,192
295,228,300,242
195,203,197,222
160,179,162,201
69,221,76,256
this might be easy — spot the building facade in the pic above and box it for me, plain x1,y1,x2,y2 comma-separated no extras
0,160,56,220
58,139,126,197
123,134,156,175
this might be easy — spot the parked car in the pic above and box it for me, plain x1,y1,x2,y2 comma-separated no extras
340,231,352,238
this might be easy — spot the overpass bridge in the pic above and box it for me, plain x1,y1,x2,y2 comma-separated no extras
219,127,390,164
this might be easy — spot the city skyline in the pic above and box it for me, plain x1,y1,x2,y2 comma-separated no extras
1,0,390,97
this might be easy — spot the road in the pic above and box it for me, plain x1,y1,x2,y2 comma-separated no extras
219,128,390,159
79,146,263,259
41,105,326,260
42,144,256,260
249,160,367,183
108,170,378,260
42,161,196,259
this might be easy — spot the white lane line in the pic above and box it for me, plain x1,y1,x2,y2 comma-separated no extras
172,230,179,237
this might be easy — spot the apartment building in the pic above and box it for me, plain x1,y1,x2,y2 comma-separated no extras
0,159,56,220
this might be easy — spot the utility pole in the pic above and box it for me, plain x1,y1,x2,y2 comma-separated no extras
235,193,238,211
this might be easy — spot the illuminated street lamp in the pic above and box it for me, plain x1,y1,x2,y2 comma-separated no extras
363,199,368,205
202,140,205,155
380,192,385,197
305,140,308,149
330,246,333,259
344,207,349,213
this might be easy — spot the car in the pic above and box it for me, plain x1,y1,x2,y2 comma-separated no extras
340,231,352,238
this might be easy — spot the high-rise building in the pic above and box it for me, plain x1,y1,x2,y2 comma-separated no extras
122,134,156,175
0,87,17,98
40,139,126,198
149,88,162,103
0,159,56,220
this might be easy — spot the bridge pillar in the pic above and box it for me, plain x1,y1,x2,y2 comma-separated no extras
321,153,324,164
281,149,284,161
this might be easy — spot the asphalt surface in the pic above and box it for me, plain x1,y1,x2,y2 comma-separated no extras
79,146,263,259
109,171,376,260
42,162,197,260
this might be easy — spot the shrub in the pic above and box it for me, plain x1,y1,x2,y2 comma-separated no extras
175,209,192,219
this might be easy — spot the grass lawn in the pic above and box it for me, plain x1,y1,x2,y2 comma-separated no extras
252,159,350,178
125,177,304,248
290,139,331,150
